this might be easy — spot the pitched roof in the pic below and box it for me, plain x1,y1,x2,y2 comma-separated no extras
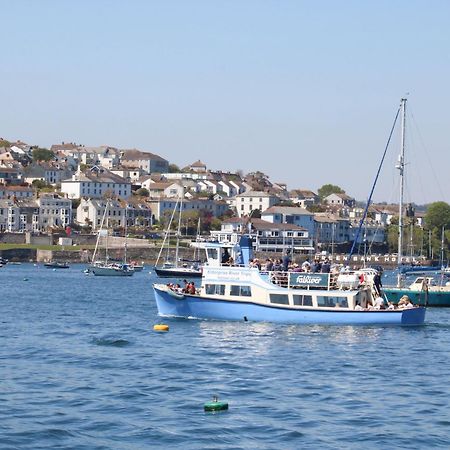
262,206,312,215
236,190,277,198
121,149,166,162
190,160,206,168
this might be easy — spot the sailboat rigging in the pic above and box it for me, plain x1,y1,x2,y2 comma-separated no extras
88,199,134,276
154,196,203,278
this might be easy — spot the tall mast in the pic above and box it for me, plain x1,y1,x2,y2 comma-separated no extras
397,98,407,266
175,190,184,267
124,203,128,264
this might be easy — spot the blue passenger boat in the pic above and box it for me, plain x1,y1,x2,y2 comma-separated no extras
153,238,425,326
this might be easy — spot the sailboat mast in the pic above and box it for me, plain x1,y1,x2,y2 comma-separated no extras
175,192,183,266
124,204,128,265
397,98,407,266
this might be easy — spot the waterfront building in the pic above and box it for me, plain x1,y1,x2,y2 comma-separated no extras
289,189,319,208
37,193,72,231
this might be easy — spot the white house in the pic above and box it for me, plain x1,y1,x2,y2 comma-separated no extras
37,193,72,231
61,167,131,199
324,193,355,208
261,206,315,236
76,198,125,230
234,191,279,217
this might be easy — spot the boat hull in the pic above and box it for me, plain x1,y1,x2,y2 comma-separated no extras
90,266,134,276
383,287,450,307
154,267,202,278
153,285,426,326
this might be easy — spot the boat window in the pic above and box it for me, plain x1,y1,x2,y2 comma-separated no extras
205,284,225,295
230,285,252,297
207,249,218,260
293,294,313,306
317,296,348,307
270,294,289,305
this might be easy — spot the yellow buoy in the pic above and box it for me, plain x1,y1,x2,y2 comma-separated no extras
153,324,169,332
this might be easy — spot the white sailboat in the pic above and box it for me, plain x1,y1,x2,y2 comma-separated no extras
88,200,134,276
154,196,203,278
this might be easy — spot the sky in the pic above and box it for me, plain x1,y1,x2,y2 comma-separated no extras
1,0,450,205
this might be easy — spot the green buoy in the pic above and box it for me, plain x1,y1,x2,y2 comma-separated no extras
204,395,228,412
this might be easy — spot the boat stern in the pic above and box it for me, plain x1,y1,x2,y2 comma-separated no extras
401,307,426,325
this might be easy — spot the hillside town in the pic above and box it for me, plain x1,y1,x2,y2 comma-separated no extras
0,138,425,258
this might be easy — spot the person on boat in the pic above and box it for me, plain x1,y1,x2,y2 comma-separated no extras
282,251,291,271
188,282,196,295
397,295,411,308
321,258,331,273
311,258,321,273
387,301,395,310
355,301,364,311
373,271,382,296
301,259,311,272
221,249,231,264
264,258,274,272
373,296,385,310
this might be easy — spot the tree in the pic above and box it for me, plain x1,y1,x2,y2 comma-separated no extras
0,139,11,147
32,179,49,189
32,147,55,162
425,202,450,231
318,184,345,201
135,187,149,197
168,163,180,173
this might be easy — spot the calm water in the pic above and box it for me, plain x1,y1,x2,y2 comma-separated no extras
1,264,449,449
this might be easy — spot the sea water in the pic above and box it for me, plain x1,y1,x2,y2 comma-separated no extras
0,264,449,449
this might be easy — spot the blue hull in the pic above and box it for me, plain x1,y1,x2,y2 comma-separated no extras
153,286,425,326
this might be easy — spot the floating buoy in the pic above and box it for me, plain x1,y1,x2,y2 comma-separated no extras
23,278,28,281
204,396,229,412
153,324,169,332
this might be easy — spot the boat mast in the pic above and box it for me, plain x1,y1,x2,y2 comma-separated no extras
124,203,128,264
397,98,407,266
175,191,183,267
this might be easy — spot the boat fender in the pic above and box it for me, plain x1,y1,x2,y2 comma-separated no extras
153,324,169,332
204,396,229,412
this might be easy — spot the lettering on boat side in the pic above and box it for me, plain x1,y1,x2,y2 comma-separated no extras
289,273,329,287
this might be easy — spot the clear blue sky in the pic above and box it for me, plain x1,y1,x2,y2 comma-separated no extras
1,0,449,204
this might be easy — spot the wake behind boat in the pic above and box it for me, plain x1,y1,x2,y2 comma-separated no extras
153,237,425,326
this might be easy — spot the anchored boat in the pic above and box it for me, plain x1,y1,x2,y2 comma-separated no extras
153,237,425,326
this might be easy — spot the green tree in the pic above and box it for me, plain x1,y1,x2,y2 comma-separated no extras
32,147,55,162
425,202,450,231
0,139,11,147
32,179,49,189
135,187,149,197
318,184,345,201
168,163,180,173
